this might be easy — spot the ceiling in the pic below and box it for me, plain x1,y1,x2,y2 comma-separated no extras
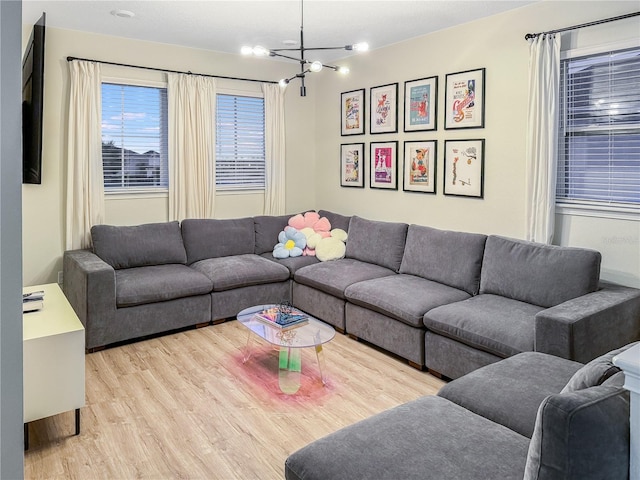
23,0,539,63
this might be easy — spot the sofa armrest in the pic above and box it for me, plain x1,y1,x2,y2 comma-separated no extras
535,284,640,363
63,249,116,350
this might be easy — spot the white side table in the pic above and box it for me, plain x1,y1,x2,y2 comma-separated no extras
614,343,640,480
23,283,85,450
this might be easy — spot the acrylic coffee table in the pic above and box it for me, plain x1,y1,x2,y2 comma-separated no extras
237,304,336,394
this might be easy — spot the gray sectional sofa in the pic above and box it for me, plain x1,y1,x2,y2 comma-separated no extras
285,342,635,480
64,211,640,383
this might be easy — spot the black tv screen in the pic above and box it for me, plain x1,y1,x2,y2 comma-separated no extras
22,13,46,185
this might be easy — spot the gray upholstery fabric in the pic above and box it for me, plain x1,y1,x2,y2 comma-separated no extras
191,254,289,292
425,331,504,379
602,371,625,388
285,395,529,480
63,249,117,350
424,294,543,358
345,274,470,328
294,259,395,299
253,214,290,255
115,264,213,307
212,282,291,320
317,210,351,232
523,385,630,480
345,216,408,272
181,218,255,264
561,341,638,393
259,252,319,276
480,235,601,308
346,303,425,365
399,225,486,295
438,352,582,438
109,295,211,346
91,221,187,269
535,284,640,363
293,283,346,331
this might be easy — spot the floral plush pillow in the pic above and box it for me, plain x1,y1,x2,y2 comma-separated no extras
273,227,307,258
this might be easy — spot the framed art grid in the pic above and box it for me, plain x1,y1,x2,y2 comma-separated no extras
443,139,485,198
444,68,485,130
404,76,438,132
341,89,365,136
340,143,365,187
370,141,398,189
370,83,398,134
403,140,437,194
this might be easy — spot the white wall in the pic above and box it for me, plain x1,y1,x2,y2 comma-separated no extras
313,0,640,287
22,27,317,286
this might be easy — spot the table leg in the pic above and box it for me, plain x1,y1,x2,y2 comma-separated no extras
24,423,29,451
75,408,80,436
315,344,328,385
242,330,256,363
278,347,302,394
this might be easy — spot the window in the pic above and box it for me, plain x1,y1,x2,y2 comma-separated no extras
556,46,640,212
216,94,265,190
101,82,168,191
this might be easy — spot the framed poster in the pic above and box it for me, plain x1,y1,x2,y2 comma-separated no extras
370,83,398,134
444,68,485,129
443,139,485,198
370,141,398,190
404,76,438,132
403,140,437,194
341,89,365,135
340,143,365,188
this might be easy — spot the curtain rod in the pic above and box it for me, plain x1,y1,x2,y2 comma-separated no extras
66,56,277,84
524,11,640,40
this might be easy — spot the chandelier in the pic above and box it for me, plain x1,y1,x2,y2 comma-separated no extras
241,0,368,96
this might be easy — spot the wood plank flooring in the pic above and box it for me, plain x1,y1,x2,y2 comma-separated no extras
24,320,444,479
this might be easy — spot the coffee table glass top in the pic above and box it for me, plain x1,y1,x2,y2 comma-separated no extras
237,304,335,348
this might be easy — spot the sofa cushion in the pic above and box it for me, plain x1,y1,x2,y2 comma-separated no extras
318,210,351,232
345,274,470,328
480,236,601,308
345,216,408,272
399,225,487,295
424,294,544,358
115,264,213,307
294,259,395,299
285,395,530,480
191,254,290,292
254,214,290,255
561,342,638,393
438,352,583,438
91,221,187,269
523,384,630,480
260,252,319,276
181,218,255,264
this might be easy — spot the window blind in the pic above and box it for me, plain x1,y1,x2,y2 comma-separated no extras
101,83,168,191
216,94,265,190
556,46,640,208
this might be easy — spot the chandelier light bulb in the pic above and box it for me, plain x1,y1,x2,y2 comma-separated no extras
252,45,270,57
240,46,253,55
352,42,369,52
279,79,290,87
338,66,350,75
310,61,323,72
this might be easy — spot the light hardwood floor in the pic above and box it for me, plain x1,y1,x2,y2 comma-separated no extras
24,320,444,479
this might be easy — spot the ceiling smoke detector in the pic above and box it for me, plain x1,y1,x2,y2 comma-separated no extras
111,9,135,19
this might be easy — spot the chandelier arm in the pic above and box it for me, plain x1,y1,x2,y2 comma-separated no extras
269,52,303,62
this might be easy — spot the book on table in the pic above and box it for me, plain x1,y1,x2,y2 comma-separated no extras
254,307,309,330
23,290,45,312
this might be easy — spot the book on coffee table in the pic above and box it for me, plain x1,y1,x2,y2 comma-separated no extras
254,308,309,330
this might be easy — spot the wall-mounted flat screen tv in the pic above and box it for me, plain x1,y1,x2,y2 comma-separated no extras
22,13,46,185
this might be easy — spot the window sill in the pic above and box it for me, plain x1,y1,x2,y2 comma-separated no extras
215,189,265,196
105,189,168,200
556,203,640,221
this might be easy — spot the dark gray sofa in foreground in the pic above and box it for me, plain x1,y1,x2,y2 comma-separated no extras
285,342,635,480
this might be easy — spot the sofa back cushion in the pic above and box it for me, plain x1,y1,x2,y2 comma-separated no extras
254,214,290,255
345,216,408,272
318,210,352,232
523,384,629,480
400,225,487,295
181,218,255,264
91,221,187,269
480,236,601,307
561,342,637,393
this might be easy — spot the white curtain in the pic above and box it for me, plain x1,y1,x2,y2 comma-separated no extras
262,83,287,215
167,73,217,220
525,33,561,244
66,60,104,250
